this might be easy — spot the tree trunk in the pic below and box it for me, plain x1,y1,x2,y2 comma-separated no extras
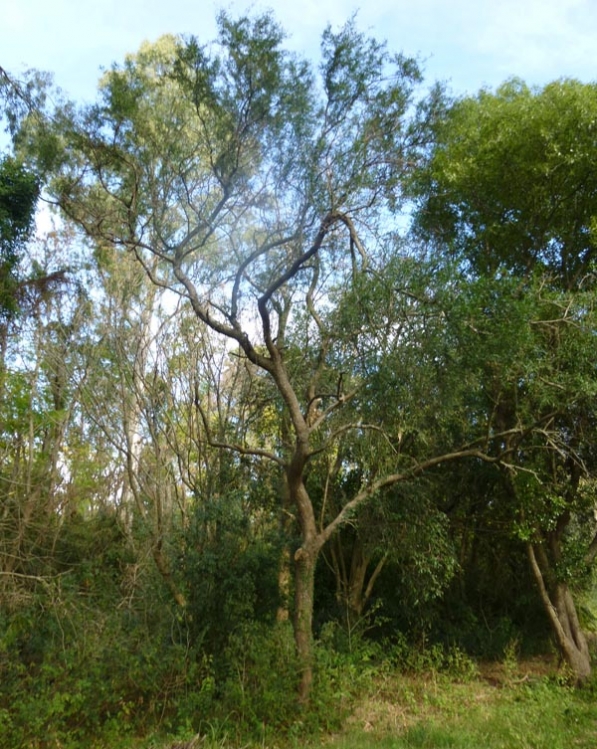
527,543,591,684
276,545,291,622
294,544,318,704
286,452,320,703
329,533,387,627
553,581,591,683
152,540,187,608
276,479,293,622
346,542,387,625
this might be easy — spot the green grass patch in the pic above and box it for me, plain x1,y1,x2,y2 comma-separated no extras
320,669,597,749
148,666,597,749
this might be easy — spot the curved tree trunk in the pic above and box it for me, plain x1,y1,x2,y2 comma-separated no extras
527,542,591,684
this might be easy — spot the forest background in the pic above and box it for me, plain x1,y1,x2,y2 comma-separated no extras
3,5,597,747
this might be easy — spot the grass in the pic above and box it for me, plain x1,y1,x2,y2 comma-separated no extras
319,659,597,749
325,684,597,748
132,657,597,749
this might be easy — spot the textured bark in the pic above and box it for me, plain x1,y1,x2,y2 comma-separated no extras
286,461,321,702
527,543,591,684
276,477,293,622
294,546,317,704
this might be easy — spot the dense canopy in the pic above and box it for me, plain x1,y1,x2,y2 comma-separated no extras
1,13,597,747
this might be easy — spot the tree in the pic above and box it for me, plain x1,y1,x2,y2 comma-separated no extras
412,81,597,680
413,79,597,289
464,276,597,680
0,227,89,603
0,155,39,355
30,14,519,702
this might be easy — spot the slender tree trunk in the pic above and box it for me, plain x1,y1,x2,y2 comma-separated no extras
276,545,291,622
346,541,369,620
276,478,293,622
287,462,321,704
294,544,318,704
346,541,387,625
553,581,591,681
152,539,187,608
527,542,591,684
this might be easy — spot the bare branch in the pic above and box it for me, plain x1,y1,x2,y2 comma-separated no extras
308,387,359,433
194,384,286,467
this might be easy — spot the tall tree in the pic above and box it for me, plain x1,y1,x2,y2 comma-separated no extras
412,79,597,682
30,14,518,702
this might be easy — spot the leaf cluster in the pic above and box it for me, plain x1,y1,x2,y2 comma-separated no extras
413,79,597,288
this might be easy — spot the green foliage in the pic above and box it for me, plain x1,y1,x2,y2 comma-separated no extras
166,621,360,743
0,155,38,248
0,154,39,320
217,622,301,736
380,633,478,681
181,490,282,654
0,510,212,748
413,78,597,288
0,605,212,748
6,6,597,740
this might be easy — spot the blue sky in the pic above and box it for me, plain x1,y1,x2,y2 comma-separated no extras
3,0,597,104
